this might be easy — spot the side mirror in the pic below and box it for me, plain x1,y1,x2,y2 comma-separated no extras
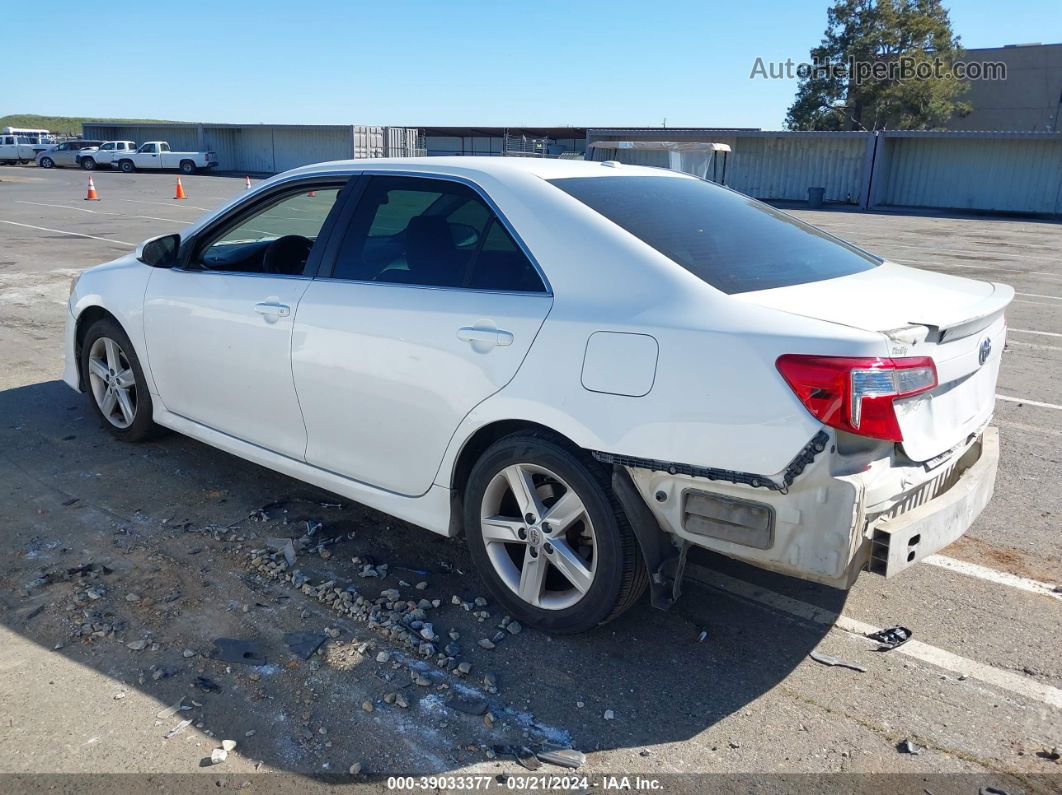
136,233,181,268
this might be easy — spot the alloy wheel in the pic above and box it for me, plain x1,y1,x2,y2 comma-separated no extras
87,336,137,429
479,463,597,610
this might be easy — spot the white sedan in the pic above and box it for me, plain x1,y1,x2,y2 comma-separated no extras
64,158,1011,633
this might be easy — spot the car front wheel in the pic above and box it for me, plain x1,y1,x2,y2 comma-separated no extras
464,432,647,633
119,160,135,173
81,157,96,170
80,318,161,442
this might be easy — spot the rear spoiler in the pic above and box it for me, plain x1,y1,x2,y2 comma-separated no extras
907,282,1014,343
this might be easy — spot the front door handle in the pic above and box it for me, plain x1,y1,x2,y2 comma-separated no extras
457,326,514,348
254,301,290,319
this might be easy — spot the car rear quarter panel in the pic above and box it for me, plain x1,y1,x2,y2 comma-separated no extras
437,175,892,484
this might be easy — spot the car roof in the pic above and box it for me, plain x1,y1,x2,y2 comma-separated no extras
283,156,689,183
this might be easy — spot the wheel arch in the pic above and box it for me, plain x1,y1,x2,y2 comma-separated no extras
449,419,580,500
447,417,674,610
73,305,121,390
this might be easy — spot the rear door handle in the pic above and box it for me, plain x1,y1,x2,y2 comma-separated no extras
457,326,513,347
254,301,290,319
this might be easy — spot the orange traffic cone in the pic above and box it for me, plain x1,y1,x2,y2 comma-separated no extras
85,177,99,201
244,176,251,190
174,178,187,200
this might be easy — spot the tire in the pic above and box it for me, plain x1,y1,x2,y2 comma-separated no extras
39,156,54,168
119,159,135,173
464,431,647,634
179,160,196,175
81,157,96,170
80,318,161,442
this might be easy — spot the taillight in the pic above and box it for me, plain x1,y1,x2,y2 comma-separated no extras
776,355,937,442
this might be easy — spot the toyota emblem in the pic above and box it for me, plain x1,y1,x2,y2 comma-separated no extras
978,337,992,366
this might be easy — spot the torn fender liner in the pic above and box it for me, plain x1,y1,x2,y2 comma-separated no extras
611,467,681,610
593,430,829,493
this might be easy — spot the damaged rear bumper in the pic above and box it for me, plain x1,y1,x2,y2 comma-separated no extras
863,426,998,577
622,426,999,590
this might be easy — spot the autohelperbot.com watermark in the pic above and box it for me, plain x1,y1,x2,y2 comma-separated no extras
750,56,1006,83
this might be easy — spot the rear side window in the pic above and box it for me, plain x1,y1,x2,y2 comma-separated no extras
331,176,545,292
548,175,879,294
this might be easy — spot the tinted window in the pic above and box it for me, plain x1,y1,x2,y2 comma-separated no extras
332,176,544,292
548,175,879,294
140,144,156,153
197,187,342,275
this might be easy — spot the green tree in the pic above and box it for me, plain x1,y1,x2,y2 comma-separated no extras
786,0,970,131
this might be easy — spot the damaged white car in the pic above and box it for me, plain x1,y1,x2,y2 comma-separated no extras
64,158,1010,633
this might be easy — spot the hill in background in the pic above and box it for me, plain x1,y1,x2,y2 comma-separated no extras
0,114,185,136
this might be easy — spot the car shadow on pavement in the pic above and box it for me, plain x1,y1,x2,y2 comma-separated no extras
0,380,845,776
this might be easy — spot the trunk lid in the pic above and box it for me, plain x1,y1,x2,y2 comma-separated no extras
735,262,1014,462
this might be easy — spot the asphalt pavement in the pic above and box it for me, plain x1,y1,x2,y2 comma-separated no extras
0,164,1058,791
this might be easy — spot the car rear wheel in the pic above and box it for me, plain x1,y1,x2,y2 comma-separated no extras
81,157,96,170
179,160,196,175
80,319,161,442
464,432,647,633
119,160,134,173
39,156,54,168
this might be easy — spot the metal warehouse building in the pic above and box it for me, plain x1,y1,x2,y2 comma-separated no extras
587,128,1062,215
81,122,420,174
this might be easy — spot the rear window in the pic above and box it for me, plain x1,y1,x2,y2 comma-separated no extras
548,175,879,294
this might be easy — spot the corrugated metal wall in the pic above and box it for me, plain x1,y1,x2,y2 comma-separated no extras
424,135,505,156
202,128,238,171
385,127,420,156
587,131,869,205
587,129,1062,215
83,124,199,151
728,135,867,203
82,123,424,173
270,127,354,172
877,136,1062,214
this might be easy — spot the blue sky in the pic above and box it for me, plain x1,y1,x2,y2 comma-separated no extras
5,0,1059,129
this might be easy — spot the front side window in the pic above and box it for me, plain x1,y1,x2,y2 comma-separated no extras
140,144,156,153
331,176,544,292
549,175,879,294
195,186,343,275
101,143,114,151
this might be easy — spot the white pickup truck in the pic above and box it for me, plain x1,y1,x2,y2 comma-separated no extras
78,141,137,170
0,133,42,164
115,141,218,174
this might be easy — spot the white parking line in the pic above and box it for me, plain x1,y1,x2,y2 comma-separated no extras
880,242,1062,265
1009,328,1062,338
0,219,134,247
117,198,211,212
687,565,1062,709
1017,292,1062,301
1006,338,1062,353
891,258,1062,281
922,554,1060,600
17,200,192,225
996,394,1062,410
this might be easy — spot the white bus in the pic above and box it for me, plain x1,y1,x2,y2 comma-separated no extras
1,127,56,145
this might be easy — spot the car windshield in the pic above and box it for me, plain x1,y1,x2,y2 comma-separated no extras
548,175,880,294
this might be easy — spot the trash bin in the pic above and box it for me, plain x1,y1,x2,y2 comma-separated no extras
807,187,825,208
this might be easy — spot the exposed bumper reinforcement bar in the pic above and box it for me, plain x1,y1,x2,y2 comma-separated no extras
594,430,830,494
